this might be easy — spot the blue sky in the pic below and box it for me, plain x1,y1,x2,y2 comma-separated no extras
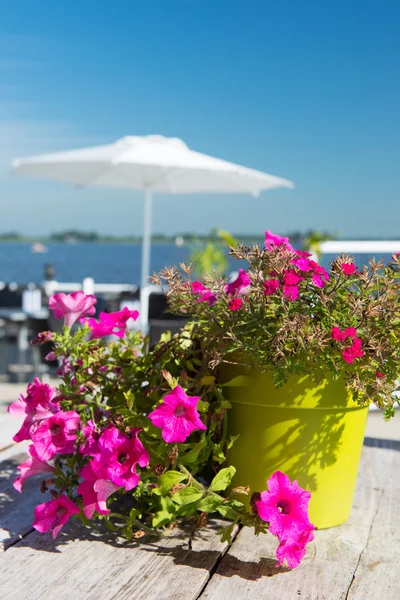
0,0,399,238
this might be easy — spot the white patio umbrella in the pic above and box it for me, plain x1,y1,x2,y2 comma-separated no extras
12,134,294,327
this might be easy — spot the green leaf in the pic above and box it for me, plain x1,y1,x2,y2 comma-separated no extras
152,496,176,527
123,390,134,410
216,500,244,520
179,441,205,465
216,505,238,520
219,523,234,544
153,470,188,496
197,495,224,513
160,331,171,343
172,485,204,505
200,375,215,386
209,466,236,492
196,399,209,412
176,500,200,517
220,375,250,387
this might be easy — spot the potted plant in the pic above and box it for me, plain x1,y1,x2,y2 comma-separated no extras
8,232,399,570
157,230,400,528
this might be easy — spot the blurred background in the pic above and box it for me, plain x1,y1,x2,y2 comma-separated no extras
0,0,399,386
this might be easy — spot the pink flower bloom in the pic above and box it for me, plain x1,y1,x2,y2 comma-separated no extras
57,358,73,377
80,420,101,456
228,298,243,311
343,327,357,339
33,494,80,538
256,471,313,541
311,264,330,288
283,271,304,286
31,411,81,461
225,269,251,295
198,290,217,305
192,281,217,305
8,378,58,442
77,461,118,519
13,445,54,493
342,337,364,364
264,231,294,252
332,326,357,342
376,370,385,378
82,307,139,340
49,291,97,328
331,327,346,342
192,281,207,293
264,279,280,296
94,426,150,491
283,285,299,301
148,386,207,443
276,528,315,569
45,351,57,362
341,263,356,275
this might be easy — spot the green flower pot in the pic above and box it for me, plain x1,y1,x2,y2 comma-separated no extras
223,366,369,529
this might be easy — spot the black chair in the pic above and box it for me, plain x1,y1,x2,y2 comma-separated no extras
148,290,188,347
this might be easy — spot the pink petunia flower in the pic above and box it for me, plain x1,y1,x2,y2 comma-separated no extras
343,327,357,339
282,285,299,301
93,426,150,491
290,257,314,272
33,494,80,538
264,231,294,252
228,298,243,311
264,279,280,296
80,420,101,456
13,445,55,493
8,378,58,443
49,291,97,328
191,281,206,293
77,461,118,519
225,269,251,295
332,326,357,342
342,337,364,364
256,471,313,541
82,307,139,340
376,370,385,378
148,386,207,443
192,281,217,305
31,411,81,461
197,290,217,305
341,263,356,275
283,271,304,286
276,528,315,569
311,264,330,288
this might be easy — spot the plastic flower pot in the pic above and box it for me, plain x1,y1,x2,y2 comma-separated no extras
223,366,369,529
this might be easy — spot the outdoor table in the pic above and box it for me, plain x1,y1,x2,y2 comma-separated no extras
0,308,49,372
0,438,398,599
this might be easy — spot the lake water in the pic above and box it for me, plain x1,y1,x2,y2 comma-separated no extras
0,243,395,286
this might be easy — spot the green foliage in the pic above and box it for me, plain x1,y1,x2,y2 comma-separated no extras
160,243,400,413
189,228,238,278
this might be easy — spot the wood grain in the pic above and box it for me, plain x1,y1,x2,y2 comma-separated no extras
0,442,399,599
0,517,236,600
0,448,44,550
199,444,400,600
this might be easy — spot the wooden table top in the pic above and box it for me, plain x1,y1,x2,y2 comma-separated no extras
0,438,399,600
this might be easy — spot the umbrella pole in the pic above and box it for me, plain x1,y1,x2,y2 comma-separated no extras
140,188,153,332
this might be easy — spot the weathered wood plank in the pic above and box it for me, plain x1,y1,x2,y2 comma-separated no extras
0,517,236,600
347,445,400,600
199,444,399,600
0,447,45,550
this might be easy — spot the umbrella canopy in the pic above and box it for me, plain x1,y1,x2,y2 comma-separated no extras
12,135,294,327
